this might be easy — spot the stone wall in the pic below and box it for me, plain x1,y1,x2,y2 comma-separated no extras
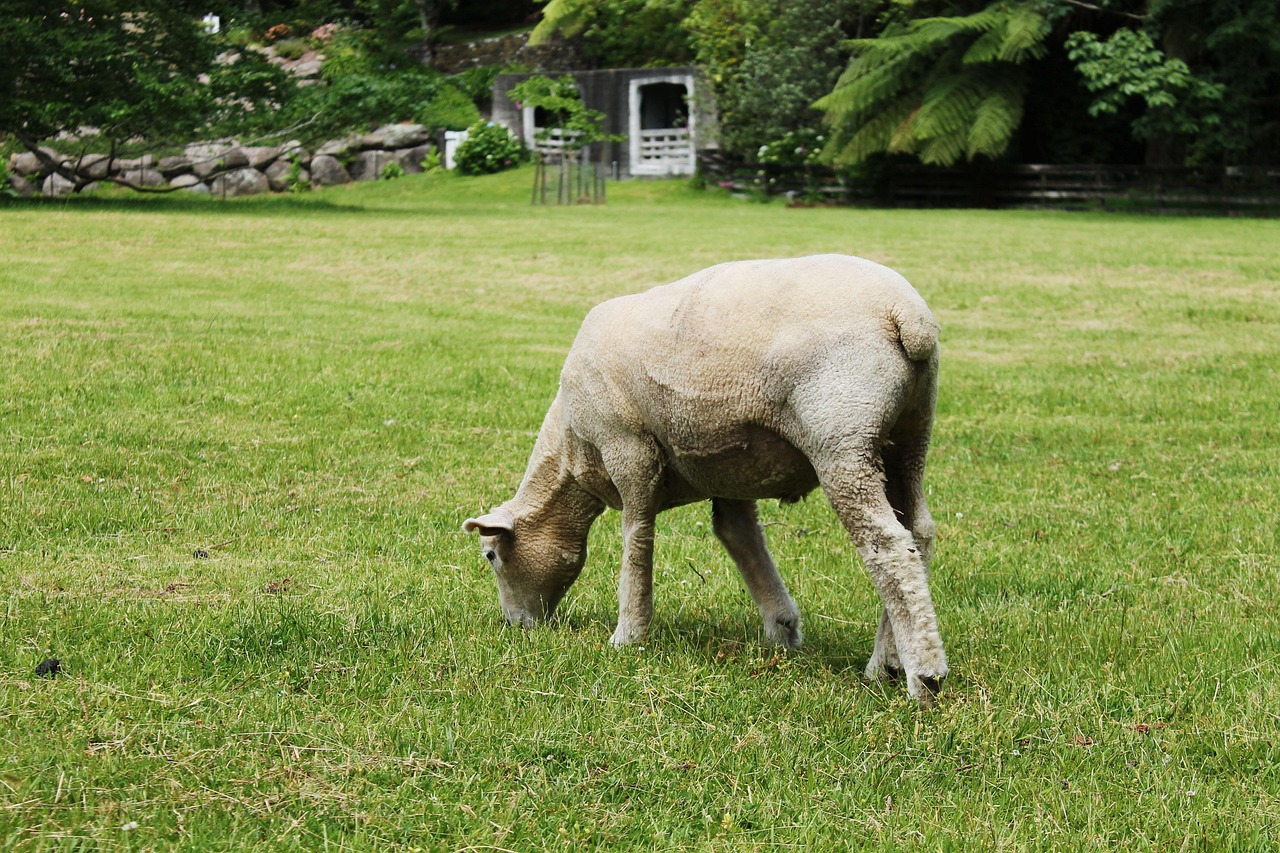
6,123,438,199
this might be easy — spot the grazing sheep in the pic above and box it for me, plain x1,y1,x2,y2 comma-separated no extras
464,254,947,702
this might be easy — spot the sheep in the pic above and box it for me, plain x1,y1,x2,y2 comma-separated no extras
464,254,948,702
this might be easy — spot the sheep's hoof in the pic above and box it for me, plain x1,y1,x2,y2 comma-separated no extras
609,624,644,648
863,660,903,682
908,673,945,706
766,614,803,650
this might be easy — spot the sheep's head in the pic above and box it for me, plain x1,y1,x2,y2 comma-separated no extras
463,506,587,628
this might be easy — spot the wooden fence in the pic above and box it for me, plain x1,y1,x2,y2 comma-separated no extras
698,153,1280,214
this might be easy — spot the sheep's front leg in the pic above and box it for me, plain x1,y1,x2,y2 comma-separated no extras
610,503,657,647
711,498,802,649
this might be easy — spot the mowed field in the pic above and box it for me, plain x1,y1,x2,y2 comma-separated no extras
1,170,1278,850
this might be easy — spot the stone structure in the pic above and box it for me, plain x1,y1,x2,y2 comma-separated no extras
492,67,716,178
6,124,439,198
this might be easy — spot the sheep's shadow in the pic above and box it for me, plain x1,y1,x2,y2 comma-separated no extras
548,604,880,679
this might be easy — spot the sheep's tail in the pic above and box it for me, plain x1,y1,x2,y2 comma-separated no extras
891,306,940,362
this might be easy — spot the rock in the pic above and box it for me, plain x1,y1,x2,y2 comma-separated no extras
264,160,307,192
158,155,193,177
245,146,280,169
309,154,350,186
121,168,166,188
115,154,156,172
316,138,352,157
349,150,396,182
278,141,310,167
287,57,323,79
35,658,61,678
78,154,112,181
191,157,223,181
169,173,203,189
7,172,36,198
222,147,251,169
41,172,77,197
210,167,269,197
185,182,211,195
398,144,435,174
376,123,429,150
13,148,65,178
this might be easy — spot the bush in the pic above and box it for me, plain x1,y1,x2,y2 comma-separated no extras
418,84,481,133
273,38,310,61
453,123,526,175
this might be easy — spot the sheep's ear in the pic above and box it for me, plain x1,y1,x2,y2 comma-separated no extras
463,508,515,537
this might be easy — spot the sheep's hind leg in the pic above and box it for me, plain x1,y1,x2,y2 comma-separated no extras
711,498,802,649
865,607,903,681
819,457,948,703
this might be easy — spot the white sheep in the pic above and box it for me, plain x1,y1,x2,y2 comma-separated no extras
464,254,948,702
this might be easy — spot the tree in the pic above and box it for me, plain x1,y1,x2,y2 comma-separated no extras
815,1,1052,168
529,0,695,68
688,0,868,157
1,0,294,191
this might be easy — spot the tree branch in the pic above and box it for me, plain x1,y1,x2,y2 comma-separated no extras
1059,0,1150,23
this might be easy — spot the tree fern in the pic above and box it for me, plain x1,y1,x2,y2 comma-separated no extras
816,1,1050,167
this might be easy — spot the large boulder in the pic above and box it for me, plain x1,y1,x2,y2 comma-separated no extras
225,147,252,169
264,159,309,192
78,154,113,181
169,174,203,190
349,150,397,182
41,172,78,197
121,168,166,188
376,123,429,150
315,138,353,157
210,167,269,197
244,146,280,169
309,154,350,187
13,147,65,178
278,141,310,167
158,155,194,178
113,154,156,173
397,144,435,174
7,172,37,198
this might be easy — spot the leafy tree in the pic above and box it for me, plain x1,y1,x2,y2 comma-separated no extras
530,0,695,67
816,1,1052,167
507,73,619,156
689,0,867,158
1066,28,1223,149
0,0,296,190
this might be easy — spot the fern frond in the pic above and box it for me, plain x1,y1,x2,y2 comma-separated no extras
529,0,590,46
998,4,1051,63
966,72,1027,159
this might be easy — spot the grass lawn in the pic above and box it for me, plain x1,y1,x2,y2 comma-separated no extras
2,170,1278,850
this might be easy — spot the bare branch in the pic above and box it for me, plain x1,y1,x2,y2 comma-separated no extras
1059,0,1150,23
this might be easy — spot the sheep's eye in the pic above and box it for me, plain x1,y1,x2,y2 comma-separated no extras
484,549,497,564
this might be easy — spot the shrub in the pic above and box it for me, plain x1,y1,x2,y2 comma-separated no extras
417,84,481,133
380,161,405,181
453,123,526,176
273,38,310,61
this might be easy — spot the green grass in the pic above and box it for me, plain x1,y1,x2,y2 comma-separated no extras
2,170,1278,850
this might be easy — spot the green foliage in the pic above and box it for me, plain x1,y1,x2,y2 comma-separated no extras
417,82,482,131
285,155,312,192
272,37,311,60
531,0,695,67
755,128,828,166
507,74,619,152
453,122,527,174
817,1,1051,167
1066,29,1225,143
1,1,217,146
692,0,862,157
379,160,406,180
